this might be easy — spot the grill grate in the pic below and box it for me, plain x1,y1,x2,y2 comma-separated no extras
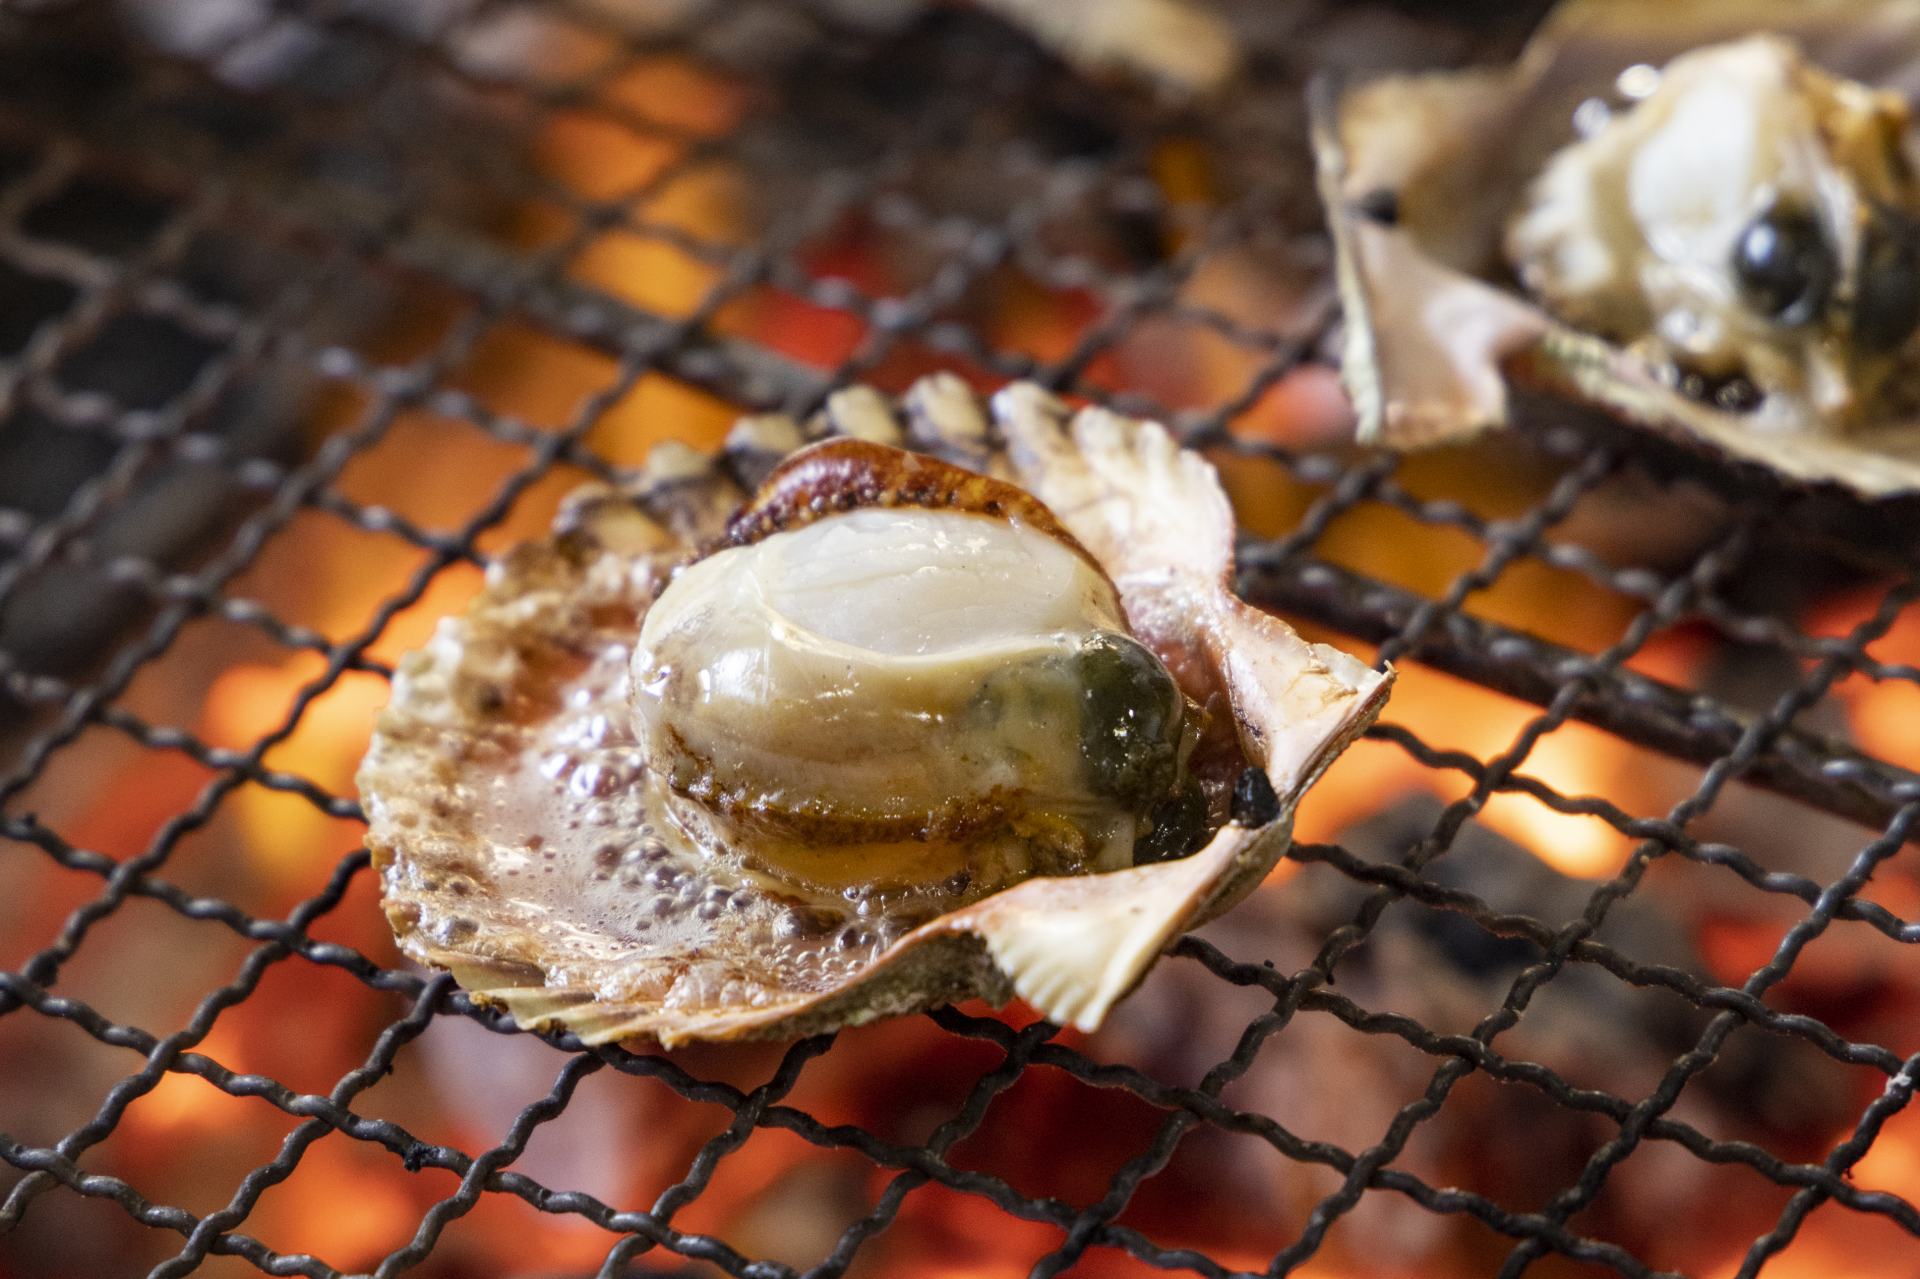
3,2,1920,1277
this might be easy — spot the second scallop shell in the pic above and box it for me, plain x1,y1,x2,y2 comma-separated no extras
1317,0,1920,498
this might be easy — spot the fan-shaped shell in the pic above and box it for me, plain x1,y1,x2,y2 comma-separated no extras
358,376,1389,1046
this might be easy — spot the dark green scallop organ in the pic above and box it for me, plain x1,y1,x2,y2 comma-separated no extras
1074,630,1186,816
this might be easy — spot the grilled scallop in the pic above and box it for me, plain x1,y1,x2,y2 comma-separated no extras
633,446,1202,896
359,377,1390,1046
1504,35,1920,428
1317,0,1920,497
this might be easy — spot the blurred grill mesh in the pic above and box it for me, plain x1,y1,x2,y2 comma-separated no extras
1,3,1919,1278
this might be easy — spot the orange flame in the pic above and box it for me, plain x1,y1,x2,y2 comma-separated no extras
1811,585,1920,774
1299,663,1646,880
121,1023,249,1137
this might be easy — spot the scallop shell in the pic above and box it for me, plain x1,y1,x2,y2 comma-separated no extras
973,0,1241,99
1317,0,1920,498
359,376,1390,1046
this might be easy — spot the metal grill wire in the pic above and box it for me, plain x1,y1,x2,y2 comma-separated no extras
0,2,1918,1277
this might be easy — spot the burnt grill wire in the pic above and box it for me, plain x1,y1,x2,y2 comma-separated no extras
0,1,1918,1277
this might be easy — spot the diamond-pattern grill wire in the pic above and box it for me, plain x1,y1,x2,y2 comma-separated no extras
2,2,1920,1277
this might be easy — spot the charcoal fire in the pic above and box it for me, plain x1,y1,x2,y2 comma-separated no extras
3,3,1920,1279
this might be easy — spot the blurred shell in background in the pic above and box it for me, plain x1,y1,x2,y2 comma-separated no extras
1320,0,1920,498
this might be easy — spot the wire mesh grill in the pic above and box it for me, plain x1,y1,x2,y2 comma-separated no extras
3,2,1920,1277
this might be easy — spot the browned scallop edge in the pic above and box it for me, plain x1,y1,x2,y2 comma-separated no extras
720,438,1115,583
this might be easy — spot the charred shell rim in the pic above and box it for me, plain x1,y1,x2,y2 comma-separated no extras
721,437,1112,583
362,373,1391,1046
1317,0,1920,500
